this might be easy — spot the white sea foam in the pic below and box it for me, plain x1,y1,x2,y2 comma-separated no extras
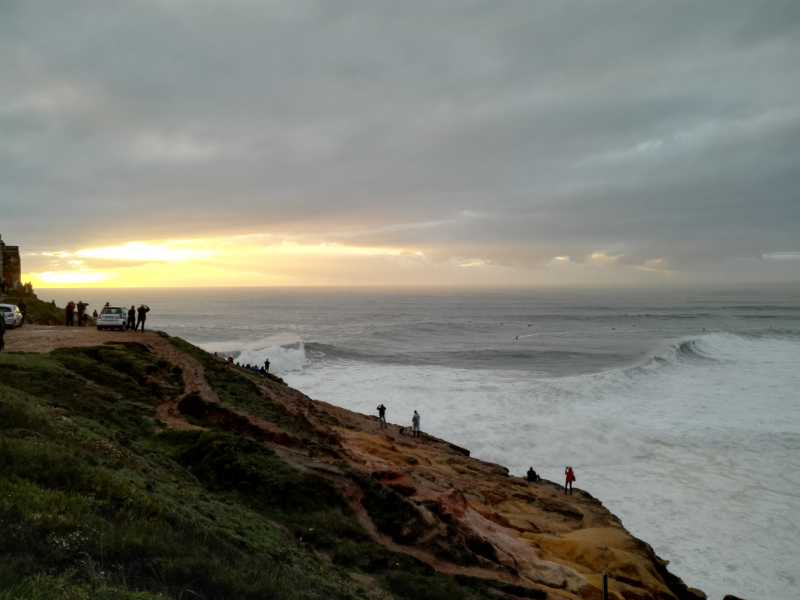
199,334,308,373
283,332,800,600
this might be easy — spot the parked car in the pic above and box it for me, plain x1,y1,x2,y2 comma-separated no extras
97,306,128,331
0,304,24,329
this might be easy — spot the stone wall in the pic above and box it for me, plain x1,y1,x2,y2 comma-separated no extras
0,234,22,285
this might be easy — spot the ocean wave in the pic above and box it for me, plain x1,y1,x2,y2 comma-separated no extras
199,334,308,373
305,341,631,372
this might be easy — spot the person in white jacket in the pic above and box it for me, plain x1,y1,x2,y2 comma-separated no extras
411,410,421,437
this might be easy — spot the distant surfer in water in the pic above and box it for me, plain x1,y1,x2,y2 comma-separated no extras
377,404,387,428
412,410,421,437
565,466,575,494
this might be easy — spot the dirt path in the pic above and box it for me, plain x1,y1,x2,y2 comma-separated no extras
0,325,667,600
3,324,156,353
3,325,218,431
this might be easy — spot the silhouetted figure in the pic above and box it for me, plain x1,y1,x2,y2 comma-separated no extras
264,359,270,373
92,310,98,318
412,410,421,437
377,404,387,428
76,301,88,326
65,301,76,326
127,306,136,331
0,313,6,351
565,467,575,495
18,299,26,327
526,467,540,482
135,304,150,332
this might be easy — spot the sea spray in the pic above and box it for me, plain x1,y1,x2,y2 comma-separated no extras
199,334,309,373
39,284,800,600
284,331,800,600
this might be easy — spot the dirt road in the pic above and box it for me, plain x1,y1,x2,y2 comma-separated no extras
3,324,158,354
2,325,222,431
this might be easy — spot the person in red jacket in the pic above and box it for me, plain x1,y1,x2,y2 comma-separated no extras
565,466,576,495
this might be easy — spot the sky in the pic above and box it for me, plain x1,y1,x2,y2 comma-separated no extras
1,0,799,288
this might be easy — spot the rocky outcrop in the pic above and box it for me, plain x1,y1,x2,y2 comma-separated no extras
162,336,705,600
4,326,707,600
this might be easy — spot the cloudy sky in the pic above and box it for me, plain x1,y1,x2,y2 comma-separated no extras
2,0,799,287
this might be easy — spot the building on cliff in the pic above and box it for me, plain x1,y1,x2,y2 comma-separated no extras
0,234,22,287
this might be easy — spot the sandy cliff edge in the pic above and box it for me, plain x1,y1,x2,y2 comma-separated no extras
2,324,706,600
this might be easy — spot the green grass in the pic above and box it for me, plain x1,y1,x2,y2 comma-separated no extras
2,295,66,326
0,349,359,599
161,335,324,441
0,341,548,600
339,465,427,545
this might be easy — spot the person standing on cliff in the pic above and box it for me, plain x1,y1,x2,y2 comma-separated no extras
65,301,76,326
135,304,150,332
0,310,6,351
412,410,421,437
127,306,136,331
377,404,387,428
264,358,270,373
76,301,88,326
564,466,576,494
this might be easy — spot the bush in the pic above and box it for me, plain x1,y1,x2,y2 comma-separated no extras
343,466,427,544
382,572,466,600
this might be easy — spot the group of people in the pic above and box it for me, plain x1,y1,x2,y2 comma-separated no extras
64,302,150,331
125,304,150,332
0,279,30,295
376,404,422,437
65,301,91,326
224,355,271,376
521,465,578,494
375,404,577,493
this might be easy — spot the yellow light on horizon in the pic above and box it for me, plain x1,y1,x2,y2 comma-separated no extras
27,237,427,288
33,270,121,284
77,242,217,262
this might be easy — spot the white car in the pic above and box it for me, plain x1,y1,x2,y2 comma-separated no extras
97,306,129,331
0,304,24,329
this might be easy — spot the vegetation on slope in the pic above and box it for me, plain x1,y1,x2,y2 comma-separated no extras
0,340,545,600
2,295,66,326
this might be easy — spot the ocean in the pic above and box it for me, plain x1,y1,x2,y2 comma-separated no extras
40,285,800,600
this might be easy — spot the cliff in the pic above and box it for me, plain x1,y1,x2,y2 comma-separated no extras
0,327,706,600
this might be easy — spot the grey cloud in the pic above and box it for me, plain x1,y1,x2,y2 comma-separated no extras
1,0,799,280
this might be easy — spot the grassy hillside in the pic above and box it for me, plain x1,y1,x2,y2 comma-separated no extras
0,340,547,600
1,295,66,326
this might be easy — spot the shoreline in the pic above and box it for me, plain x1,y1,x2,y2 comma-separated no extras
0,323,711,600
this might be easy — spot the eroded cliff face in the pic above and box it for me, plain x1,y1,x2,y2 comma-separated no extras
303,410,702,600
157,335,704,600
2,327,706,600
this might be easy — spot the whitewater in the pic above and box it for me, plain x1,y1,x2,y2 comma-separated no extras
284,332,800,600
42,285,800,600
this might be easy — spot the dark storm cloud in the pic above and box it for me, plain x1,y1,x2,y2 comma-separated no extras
1,0,799,279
